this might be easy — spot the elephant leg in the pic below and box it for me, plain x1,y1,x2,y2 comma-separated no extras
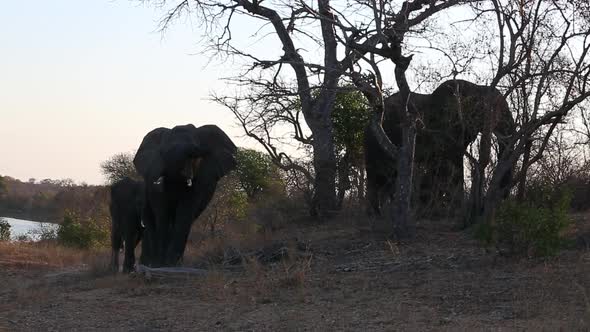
419,172,435,211
448,153,465,212
495,132,514,199
166,216,193,266
378,178,395,213
366,172,382,216
150,191,172,267
435,159,462,215
154,214,170,267
165,199,197,266
110,218,122,273
140,199,158,267
166,185,217,266
123,230,139,273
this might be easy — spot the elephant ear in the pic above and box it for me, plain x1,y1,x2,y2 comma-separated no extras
192,125,238,179
133,127,170,181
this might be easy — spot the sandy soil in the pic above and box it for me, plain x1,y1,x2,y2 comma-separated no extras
1,215,589,331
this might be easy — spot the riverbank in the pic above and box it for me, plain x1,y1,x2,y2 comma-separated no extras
1,217,59,241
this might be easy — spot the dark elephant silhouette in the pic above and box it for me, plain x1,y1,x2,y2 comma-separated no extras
365,79,516,216
109,177,144,272
133,124,237,267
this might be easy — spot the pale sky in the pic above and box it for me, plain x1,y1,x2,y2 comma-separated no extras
0,0,258,184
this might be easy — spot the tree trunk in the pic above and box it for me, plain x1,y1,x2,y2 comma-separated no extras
390,53,417,238
465,159,482,227
392,113,417,237
357,163,366,201
516,139,532,202
336,152,351,209
310,120,338,217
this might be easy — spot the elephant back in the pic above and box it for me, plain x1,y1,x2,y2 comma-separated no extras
382,92,430,144
430,79,512,146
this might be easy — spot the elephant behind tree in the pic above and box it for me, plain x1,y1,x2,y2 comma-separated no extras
134,124,237,267
365,79,516,217
110,177,144,273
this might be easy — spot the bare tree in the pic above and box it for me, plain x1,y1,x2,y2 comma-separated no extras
142,0,590,235
100,152,139,184
149,0,390,217
330,0,468,236
469,0,590,229
327,0,590,236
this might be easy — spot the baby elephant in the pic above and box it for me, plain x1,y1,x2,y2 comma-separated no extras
110,177,144,273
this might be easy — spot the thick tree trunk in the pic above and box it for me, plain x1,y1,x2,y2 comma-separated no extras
393,117,417,237
310,120,338,217
390,54,417,238
479,151,515,238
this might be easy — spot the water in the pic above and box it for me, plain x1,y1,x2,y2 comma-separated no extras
1,217,59,241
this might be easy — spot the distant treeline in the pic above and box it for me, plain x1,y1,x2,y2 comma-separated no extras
0,176,108,223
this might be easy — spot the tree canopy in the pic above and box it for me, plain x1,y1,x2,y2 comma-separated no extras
100,152,139,184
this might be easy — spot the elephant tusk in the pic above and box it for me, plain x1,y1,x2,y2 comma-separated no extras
141,220,145,228
187,178,192,187
154,176,164,186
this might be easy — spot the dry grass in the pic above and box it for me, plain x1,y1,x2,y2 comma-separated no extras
0,241,110,273
183,217,278,267
2,209,589,330
0,241,86,269
274,255,313,289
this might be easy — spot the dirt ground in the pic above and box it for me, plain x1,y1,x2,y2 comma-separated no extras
1,214,589,331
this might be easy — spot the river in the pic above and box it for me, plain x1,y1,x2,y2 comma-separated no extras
1,217,60,241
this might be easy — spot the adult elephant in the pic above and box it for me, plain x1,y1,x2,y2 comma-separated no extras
365,79,516,216
134,124,237,267
109,177,144,273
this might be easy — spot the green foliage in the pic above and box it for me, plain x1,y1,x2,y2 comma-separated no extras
235,148,284,198
0,218,11,241
28,223,58,241
100,152,139,184
228,190,249,220
478,186,572,257
332,89,371,156
57,212,109,249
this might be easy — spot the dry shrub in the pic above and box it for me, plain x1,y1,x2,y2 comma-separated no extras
216,252,312,304
0,241,110,272
184,220,274,267
241,257,273,303
275,255,312,289
196,268,233,301
185,177,304,266
0,241,85,269
527,132,590,212
191,239,313,305
86,250,112,277
563,175,590,211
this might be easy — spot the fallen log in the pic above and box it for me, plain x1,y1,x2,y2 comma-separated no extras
135,265,209,279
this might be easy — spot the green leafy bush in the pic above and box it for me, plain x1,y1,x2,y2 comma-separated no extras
0,218,11,241
482,186,572,257
57,212,109,249
27,223,58,241
235,149,284,199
